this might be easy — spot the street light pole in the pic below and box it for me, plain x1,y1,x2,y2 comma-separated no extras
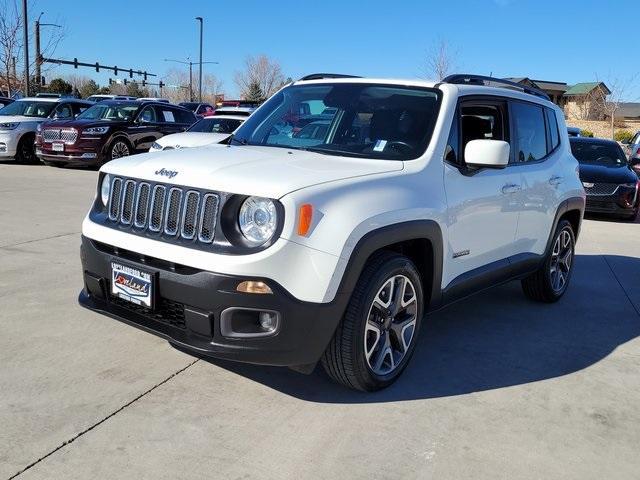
22,0,30,96
195,16,203,102
189,61,193,102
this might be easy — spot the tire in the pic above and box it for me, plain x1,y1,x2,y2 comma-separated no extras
321,251,424,391
15,134,37,164
106,138,131,162
521,219,575,303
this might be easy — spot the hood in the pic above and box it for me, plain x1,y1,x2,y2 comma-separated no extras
579,162,637,185
102,144,404,198
0,115,46,124
42,119,128,129
157,132,229,149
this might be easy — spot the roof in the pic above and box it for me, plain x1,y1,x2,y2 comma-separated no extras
505,77,568,92
565,82,611,96
202,114,247,121
617,102,640,118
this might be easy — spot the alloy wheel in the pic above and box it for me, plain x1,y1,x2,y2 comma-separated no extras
111,142,130,159
550,229,573,293
364,275,418,376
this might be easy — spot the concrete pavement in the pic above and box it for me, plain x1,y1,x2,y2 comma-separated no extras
1,163,638,479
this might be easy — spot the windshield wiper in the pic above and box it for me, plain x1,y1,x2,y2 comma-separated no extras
303,146,368,158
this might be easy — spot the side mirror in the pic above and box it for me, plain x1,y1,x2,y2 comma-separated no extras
464,139,510,169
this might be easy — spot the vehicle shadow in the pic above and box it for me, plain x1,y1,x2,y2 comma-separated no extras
193,254,640,403
585,212,638,224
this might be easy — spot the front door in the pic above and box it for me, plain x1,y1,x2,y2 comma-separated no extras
442,98,520,287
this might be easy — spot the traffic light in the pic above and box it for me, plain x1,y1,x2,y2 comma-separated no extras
109,78,113,86
95,62,100,72
123,79,128,85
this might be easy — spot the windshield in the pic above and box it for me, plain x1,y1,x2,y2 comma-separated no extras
230,83,441,160
570,141,628,167
0,100,56,118
188,117,243,133
77,103,139,121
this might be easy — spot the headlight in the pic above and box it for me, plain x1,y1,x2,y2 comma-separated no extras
84,126,109,135
622,182,638,188
0,122,19,130
151,142,162,150
238,197,278,246
100,174,111,206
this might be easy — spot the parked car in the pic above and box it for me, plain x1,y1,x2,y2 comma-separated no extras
78,74,585,391
149,115,245,151
570,137,639,220
567,127,582,137
0,97,93,163
36,100,197,167
85,95,137,103
179,102,215,118
625,131,640,175
212,106,255,117
0,97,14,108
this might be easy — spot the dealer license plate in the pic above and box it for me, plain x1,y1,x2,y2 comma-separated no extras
52,142,64,152
111,262,154,308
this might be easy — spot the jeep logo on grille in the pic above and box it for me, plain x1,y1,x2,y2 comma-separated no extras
155,168,178,179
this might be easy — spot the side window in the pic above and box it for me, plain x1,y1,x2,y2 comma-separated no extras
459,102,506,164
173,108,195,124
512,102,547,163
54,104,73,119
196,105,206,115
444,114,459,164
545,108,560,153
139,106,157,123
158,108,176,123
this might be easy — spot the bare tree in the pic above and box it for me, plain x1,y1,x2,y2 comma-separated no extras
424,40,457,81
234,55,285,100
594,74,639,139
0,0,21,96
0,0,65,96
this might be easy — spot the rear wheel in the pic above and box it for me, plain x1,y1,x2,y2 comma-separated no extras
15,134,36,164
322,252,424,391
522,219,575,303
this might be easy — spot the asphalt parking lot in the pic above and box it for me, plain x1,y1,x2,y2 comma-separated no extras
1,163,639,480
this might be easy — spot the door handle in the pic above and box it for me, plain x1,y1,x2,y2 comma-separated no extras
549,175,563,186
501,183,521,194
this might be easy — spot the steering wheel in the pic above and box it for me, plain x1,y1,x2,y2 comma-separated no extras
386,141,413,154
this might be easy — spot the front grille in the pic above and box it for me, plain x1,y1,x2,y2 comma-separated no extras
106,176,220,244
584,183,619,196
43,128,78,144
109,294,186,330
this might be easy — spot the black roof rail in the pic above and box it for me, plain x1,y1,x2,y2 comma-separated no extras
298,73,361,81
442,74,550,101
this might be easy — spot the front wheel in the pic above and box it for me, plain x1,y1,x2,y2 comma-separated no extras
107,139,131,161
522,219,575,303
15,134,37,164
322,252,424,391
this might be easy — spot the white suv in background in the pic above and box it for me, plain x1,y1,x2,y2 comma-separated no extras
0,97,92,163
149,115,246,151
79,74,584,391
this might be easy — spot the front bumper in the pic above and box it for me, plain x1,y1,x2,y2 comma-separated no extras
37,137,107,165
79,236,348,369
0,131,19,157
585,193,637,217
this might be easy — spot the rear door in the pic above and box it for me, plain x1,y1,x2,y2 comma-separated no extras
510,101,561,257
442,97,521,286
130,105,161,151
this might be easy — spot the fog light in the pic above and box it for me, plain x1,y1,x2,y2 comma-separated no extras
259,312,278,332
236,280,272,294
0,143,6,153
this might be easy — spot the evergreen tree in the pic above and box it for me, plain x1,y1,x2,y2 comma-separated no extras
244,80,264,103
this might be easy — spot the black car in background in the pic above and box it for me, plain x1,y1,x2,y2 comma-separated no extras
570,137,639,220
0,97,14,108
36,101,197,167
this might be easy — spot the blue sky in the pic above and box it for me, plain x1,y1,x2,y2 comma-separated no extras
39,0,639,99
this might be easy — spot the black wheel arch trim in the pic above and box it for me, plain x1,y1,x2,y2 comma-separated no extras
335,220,445,311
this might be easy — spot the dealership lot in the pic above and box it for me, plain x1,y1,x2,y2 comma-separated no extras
1,163,639,479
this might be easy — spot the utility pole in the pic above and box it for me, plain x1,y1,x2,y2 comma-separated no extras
164,58,217,102
189,61,193,102
34,14,61,87
22,0,30,96
196,17,203,102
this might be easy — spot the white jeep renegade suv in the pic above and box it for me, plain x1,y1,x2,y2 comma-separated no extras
79,74,585,391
